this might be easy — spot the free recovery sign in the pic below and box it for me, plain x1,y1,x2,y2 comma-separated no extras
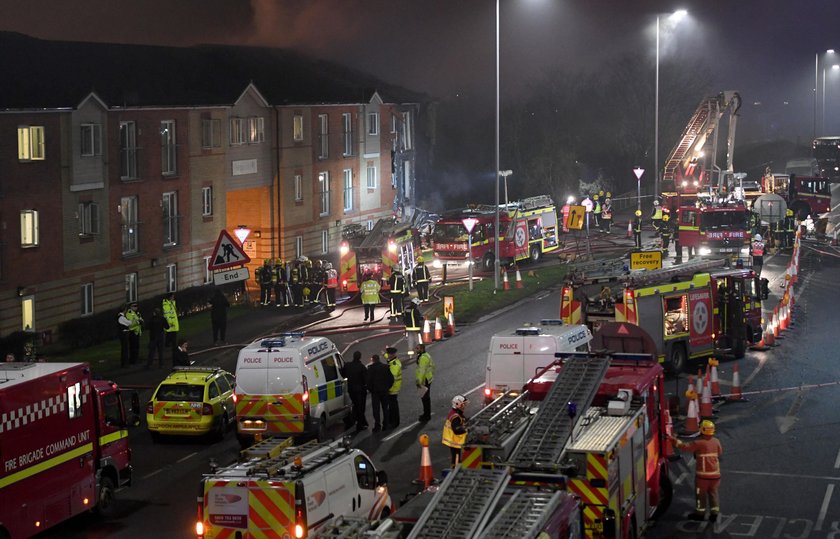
630,250,662,270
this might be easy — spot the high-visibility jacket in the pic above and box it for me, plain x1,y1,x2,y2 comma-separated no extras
325,268,338,288
679,436,722,480
388,358,402,395
652,207,663,220
593,201,601,215
361,279,381,304
126,309,143,336
413,264,430,284
403,307,422,331
601,205,612,219
388,272,405,294
442,409,467,449
751,241,765,257
415,352,434,385
162,298,179,333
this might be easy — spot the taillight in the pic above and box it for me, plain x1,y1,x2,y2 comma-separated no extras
195,521,205,538
145,402,153,414
302,376,311,417
294,480,307,538
201,404,213,416
294,524,305,539
484,387,492,398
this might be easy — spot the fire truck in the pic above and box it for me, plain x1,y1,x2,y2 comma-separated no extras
338,219,420,293
676,197,752,260
0,362,139,539
761,171,831,220
196,437,392,539
431,195,560,272
421,345,670,539
559,258,763,372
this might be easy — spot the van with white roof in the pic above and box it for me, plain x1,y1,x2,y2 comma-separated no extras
483,319,592,402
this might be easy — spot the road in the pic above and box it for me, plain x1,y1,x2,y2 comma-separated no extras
34,226,840,539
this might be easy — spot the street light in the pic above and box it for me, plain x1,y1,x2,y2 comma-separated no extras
494,0,501,290
654,9,687,198
495,170,512,289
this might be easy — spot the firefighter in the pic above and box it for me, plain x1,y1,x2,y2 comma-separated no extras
259,259,274,305
323,262,338,310
387,267,406,319
162,293,179,361
384,347,402,430
289,259,303,307
301,258,313,304
672,419,723,522
751,233,765,277
413,256,431,302
660,213,672,253
783,209,796,249
403,298,423,355
442,395,468,467
592,194,601,229
312,259,326,305
633,210,643,249
415,343,434,422
360,272,381,322
651,199,663,236
601,195,613,233
274,259,290,307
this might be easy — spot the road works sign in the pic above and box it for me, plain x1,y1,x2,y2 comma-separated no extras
208,229,251,270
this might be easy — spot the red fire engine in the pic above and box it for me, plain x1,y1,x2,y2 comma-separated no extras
338,219,419,293
676,198,752,260
0,362,139,538
761,172,831,220
431,195,560,272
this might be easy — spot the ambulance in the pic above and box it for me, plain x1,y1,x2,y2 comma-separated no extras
234,333,352,447
483,319,592,403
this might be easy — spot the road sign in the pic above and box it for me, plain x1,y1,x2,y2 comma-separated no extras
633,167,645,180
630,250,662,270
462,217,479,234
208,229,251,270
566,205,586,230
213,267,250,286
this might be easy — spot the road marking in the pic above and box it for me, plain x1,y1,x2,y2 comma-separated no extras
835,447,840,469
177,452,197,464
142,468,164,480
382,383,484,442
816,484,835,532
729,469,840,481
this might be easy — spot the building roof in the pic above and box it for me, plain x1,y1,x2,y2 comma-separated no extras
0,32,424,110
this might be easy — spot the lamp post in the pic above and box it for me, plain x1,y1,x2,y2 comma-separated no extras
494,0,501,290
654,10,687,198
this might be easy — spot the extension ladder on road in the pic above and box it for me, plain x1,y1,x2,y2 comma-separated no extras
407,467,509,539
477,489,571,539
465,391,534,448
508,357,610,470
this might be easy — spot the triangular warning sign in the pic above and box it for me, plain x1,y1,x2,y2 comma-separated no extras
617,324,630,335
208,229,251,270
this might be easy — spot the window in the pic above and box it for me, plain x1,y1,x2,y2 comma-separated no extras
81,282,94,316
67,382,83,419
366,163,377,189
321,229,329,254
343,169,353,212
342,113,353,156
161,120,177,176
663,295,688,336
121,196,139,255
318,172,330,216
21,296,34,332
217,374,232,394
367,220,374,231
166,264,177,293
367,113,379,136
203,256,212,284
391,115,398,134
293,114,304,141
354,455,377,490
401,111,413,150
80,123,102,156
202,186,213,216
125,273,138,303
162,191,179,246
101,392,123,426
230,117,246,145
78,202,100,235
294,174,303,201
201,118,221,148
20,210,39,247
295,236,303,258
120,121,137,179
208,381,220,400
17,125,45,161
318,114,329,159
248,117,264,143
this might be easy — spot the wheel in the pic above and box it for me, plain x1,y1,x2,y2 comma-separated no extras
667,344,687,374
529,245,541,263
316,415,330,442
653,468,673,519
482,254,495,273
94,476,117,518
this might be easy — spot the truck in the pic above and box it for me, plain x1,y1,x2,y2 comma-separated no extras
0,362,139,539
431,195,560,272
761,170,831,220
196,437,393,539
338,218,420,293
675,197,752,260
559,257,763,372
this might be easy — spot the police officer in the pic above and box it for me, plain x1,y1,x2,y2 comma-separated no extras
442,395,468,467
751,234,765,277
323,262,338,310
384,347,402,430
125,302,143,366
413,256,431,302
415,343,435,421
360,272,381,322
162,293,179,360
633,209,643,249
387,267,406,319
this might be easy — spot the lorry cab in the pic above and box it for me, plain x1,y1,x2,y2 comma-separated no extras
234,333,351,447
484,319,592,403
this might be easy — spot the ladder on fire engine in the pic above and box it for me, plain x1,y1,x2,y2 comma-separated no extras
465,392,534,449
569,256,725,288
507,356,610,471
407,467,510,539
477,489,571,539
567,258,627,283
515,195,554,212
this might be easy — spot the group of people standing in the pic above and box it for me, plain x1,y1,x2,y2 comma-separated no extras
360,257,431,323
255,257,339,310
118,292,182,368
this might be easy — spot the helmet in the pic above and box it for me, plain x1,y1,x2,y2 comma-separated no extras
700,419,715,436
324,262,333,270
663,214,670,222
593,195,599,201
754,234,762,242
654,200,660,206
416,256,424,263
599,190,604,196
264,259,272,265
786,209,794,216
635,210,642,216
452,395,468,408
606,192,612,198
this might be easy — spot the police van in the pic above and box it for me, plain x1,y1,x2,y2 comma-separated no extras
234,333,352,447
483,319,592,402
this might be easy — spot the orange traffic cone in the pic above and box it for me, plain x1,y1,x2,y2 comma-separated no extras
727,364,747,402
764,322,775,346
708,358,721,399
503,270,510,291
422,320,432,344
699,377,714,419
447,312,456,337
515,267,524,289
695,369,704,396
627,221,633,238
412,434,435,488
434,317,443,341
682,387,700,436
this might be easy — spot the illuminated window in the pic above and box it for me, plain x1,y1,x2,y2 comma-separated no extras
78,202,100,236
366,163,377,189
230,117,246,145
166,264,177,293
80,123,102,156
18,125,45,161
294,174,303,201
80,282,94,316
293,114,304,141
202,186,213,216
161,120,177,175
203,256,212,284
121,196,139,255
21,296,34,332
162,191,179,246
367,113,379,136
247,117,264,143
319,172,330,216
67,382,83,419
20,210,39,247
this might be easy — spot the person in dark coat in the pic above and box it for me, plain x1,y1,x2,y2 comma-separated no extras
342,351,369,432
173,339,190,366
146,307,166,369
209,288,230,345
365,353,393,432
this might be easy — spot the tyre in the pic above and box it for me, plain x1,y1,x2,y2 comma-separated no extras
94,476,117,518
316,415,330,442
653,468,674,519
482,254,495,273
667,344,687,374
529,245,541,263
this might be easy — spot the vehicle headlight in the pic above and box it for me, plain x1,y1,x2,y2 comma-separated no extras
699,247,712,256
432,259,443,269
740,247,749,255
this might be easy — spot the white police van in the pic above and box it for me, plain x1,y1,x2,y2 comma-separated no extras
483,319,592,402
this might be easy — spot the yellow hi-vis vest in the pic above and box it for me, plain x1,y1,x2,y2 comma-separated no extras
162,298,179,333
442,409,467,449
388,358,402,394
652,207,663,220
361,279,381,304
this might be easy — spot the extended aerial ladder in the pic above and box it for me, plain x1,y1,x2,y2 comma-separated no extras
567,257,726,288
462,391,536,468
477,489,575,539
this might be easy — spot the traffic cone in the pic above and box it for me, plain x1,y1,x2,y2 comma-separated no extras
764,322,775,346
772,312,780,339
682,387,700,436
434,317,443,341
412,434,435,488
695,369,703,396
627,221,633,238
699,377,714,419
503,270,510,291
447,312,456,336
751,321,768,351
708,358,721,399
727,364,747,402
422,319,432,344
515,267,524,289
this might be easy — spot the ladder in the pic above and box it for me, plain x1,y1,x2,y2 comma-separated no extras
240,436,294,460
466,392,534,449
245,439,336,477
477,489,570,539
516,195,554,212
407,467,509,539
508,357,610,470
567,258,627,283
569,257,725,288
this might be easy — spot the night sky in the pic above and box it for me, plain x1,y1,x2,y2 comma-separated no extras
3,0,840,140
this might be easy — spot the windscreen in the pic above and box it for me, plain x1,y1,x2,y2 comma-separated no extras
155,384,205,402
432,223,468,243
700,211,749,230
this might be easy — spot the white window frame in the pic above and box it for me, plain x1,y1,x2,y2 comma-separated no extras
391,115,398,134
81,282,94,316
342,113,353,156
202,186,213,216
293,114,304,141
402,111,413,150
201,118,221,148
20,210,39,247
318,172,330,216
248,117,265,143
18,126,45,161
203,256,212,284
121,196,139,255
367,220,374,231
165,264,177,293
161,120,177,176
366,164,377,189
230,117,246,145
80,123,102,157
321,229,329,254
125,273,138,303
294,174,303,201
295,236,303,258
318,114,329,159
78,202,100,236
162,191,179,247
368,113,379,135
120,121,137,179
343,169,353,212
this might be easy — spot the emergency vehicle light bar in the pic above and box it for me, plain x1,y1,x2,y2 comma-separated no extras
172,366,220,373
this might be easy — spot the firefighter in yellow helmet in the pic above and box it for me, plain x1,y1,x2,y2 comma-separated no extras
660,213,672,253
672,420,723,522
783,208,796,249
633,209,643,249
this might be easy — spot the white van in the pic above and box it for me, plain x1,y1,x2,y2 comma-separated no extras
234,333,352,446
483,319,592,402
